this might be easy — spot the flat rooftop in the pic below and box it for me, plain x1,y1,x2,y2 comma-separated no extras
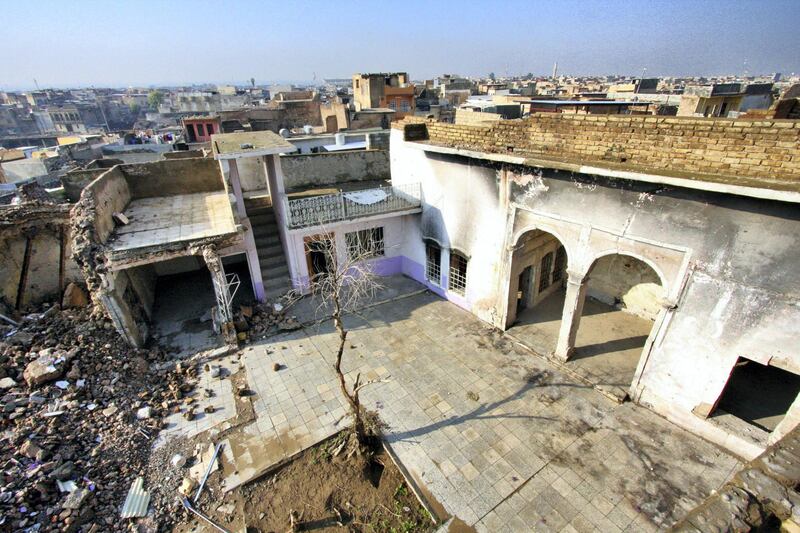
212,131,297,160
108,191,236,252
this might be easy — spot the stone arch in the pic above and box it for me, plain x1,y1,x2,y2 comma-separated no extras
505,228,569,333
588,249,670,298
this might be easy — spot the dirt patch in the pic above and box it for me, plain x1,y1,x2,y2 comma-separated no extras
174,433,435,533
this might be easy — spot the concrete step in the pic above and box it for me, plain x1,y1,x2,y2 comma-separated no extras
258,254,286,269
262,263,290,279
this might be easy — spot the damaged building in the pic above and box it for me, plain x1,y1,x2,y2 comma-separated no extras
386,114,800,460
70,156,264,348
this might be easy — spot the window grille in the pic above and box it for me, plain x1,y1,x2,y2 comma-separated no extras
449,252,468,295
539,252,553,292
345,227,384,260
425,242,441,285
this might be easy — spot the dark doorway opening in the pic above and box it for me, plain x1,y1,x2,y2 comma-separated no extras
517,265,533,312
305,235,334,280
715,358,800,432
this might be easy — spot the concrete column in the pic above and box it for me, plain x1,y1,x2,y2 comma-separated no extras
554,270,589,361
228,159,247,220
202,246,237,343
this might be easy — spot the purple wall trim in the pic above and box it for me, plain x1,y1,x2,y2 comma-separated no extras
371,255,403,276
293,254,472,312
401,256,471,311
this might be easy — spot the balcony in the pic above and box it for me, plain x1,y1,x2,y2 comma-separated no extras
284,182,421,229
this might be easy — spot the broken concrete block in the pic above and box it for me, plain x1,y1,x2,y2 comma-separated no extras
61,282,89,309
63,487,91,510
23,353,66,387
112,212,129,226
19,439,44,460
178,477,197,496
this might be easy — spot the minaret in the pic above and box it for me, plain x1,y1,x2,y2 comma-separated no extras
552,62,558,80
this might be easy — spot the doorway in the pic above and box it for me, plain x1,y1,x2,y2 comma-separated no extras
305,234,335,280
517,266,533,312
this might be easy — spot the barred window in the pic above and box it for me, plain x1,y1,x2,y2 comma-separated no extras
449,252,468,295
345,227,384,260
552,246,567,283
425,242,441,285
400,100,410,112
539,252,553,292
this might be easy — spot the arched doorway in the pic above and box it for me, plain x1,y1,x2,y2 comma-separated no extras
505,229,568,354
569,253,665,400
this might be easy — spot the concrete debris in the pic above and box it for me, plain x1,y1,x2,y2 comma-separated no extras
136,405,152,420
0,304,195,532
178,477,197,497
171,454,187,468
61,283,89,309
111,212,129,226
62,487,90,510
23,348,73,387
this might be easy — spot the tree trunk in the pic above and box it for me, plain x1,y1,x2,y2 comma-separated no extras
333,314,364,442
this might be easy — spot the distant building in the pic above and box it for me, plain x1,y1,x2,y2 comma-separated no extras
352,73,416,119
677,83,773,118
182,115,221,143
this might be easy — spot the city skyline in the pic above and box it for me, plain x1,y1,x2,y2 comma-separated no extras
2,0,799,91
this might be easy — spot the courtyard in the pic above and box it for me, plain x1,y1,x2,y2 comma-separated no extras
168,283,743,532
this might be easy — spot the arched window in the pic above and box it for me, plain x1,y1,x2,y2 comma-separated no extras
449,252,468,295
552,246,567,283
425,242,441,286
539,252,553,292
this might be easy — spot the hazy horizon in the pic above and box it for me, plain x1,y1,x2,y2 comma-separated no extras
2,0,799,91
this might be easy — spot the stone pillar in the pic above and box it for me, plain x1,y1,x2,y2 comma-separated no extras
554,270,589,361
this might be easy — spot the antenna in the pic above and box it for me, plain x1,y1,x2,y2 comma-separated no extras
34,78,40,90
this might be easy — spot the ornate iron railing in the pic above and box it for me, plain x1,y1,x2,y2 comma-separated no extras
285,182,421,229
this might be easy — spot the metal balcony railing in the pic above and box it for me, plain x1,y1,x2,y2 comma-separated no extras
285,182,421,229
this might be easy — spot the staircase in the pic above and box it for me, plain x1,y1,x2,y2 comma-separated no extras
244,197,293,301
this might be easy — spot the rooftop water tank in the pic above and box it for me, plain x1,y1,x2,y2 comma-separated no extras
335,133,346,146
279,128,290,138
303,124,313,135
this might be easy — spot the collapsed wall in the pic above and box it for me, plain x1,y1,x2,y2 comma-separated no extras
0,193,83,313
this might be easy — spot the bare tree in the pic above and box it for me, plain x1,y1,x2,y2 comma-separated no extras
305,227,386,446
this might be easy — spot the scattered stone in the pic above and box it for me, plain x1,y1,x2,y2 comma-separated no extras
0,377,17,390
171,454,187,468
19,439,43,460
62,487,90,510
272,362,281,372
204,405,215,414
208,365,221,378
178,477,197,496
102,405,118,417
61,282,89,308
23,352,66,387
55,380,70,390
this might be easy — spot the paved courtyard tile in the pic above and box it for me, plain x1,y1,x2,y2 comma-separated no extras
245,288,739,531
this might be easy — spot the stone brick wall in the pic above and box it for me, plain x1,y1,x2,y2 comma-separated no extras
395,114,800,183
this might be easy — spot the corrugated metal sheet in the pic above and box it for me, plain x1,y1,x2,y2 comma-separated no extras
120,477,150,519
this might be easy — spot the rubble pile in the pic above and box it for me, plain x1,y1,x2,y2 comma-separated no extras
0,303,195,532
231,301,301,342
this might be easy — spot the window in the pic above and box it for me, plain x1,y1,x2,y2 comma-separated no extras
425,242,441,285
400,100,410,112
345,227,384,260
552,246,566,283
539,252,553,292
206,123,215,136
388,100,397,110
195,124,205,138
449,252,468,295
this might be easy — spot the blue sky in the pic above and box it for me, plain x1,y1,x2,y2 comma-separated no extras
2,0,798,89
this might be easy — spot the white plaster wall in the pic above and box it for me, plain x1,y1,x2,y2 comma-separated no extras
390,129,509,322
283,213,412,292
391,130,800,456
